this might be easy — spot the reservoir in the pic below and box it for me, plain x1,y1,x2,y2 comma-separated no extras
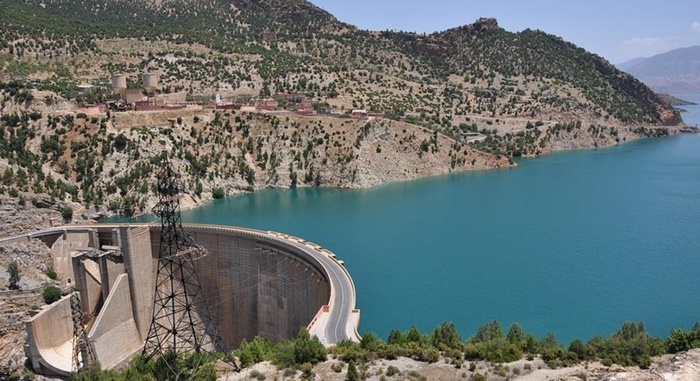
134,95,700,345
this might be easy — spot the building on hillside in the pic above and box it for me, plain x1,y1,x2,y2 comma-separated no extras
256,98,278,111
317,106,333,115
351,109,368,119
124,89,145,105
134,100,186,111
296,109,314,116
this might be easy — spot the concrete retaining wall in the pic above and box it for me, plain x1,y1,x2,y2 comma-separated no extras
25,295,73,376
89,274,142,370
51,231,91,282
121,226,155,340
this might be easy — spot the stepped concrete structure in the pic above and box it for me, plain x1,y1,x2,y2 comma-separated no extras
11,224,360,377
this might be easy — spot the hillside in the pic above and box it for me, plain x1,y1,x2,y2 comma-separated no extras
622,46,700,93
0,0,681,125
0,0,692,219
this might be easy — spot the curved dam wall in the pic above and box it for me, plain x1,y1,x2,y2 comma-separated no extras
24,224,350,376
152,225,332,346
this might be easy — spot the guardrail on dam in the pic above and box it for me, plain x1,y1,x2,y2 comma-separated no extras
17,224,360,377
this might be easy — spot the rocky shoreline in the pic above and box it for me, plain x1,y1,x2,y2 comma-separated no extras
106,122,697,221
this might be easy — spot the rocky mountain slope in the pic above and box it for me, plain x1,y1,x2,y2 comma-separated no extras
0,2,698,378
0,0,681,126
0,99,514,218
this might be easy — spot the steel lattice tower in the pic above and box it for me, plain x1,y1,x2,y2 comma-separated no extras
71,292,96,373
142,151,225,369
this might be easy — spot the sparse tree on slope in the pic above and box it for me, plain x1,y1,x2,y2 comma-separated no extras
8,260,21,290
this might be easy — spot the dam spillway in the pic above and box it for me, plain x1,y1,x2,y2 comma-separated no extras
19,224,360,376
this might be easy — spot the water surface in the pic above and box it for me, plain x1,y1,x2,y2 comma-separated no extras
127,97,700,344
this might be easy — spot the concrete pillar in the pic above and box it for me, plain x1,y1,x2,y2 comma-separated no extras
71,253,89,316
120,226,156,341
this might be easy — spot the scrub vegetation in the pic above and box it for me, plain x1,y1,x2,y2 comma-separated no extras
73,321,700,380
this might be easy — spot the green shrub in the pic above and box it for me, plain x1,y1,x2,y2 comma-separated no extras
432,322,463,351
8,260,21,290
331,362,344,373
667,326,700,353
345,360,360,381
237,337,273,368
331,340,367,363
585,322,665,368
418,347,440,363
294,328,327,365
42,286,62,304
212,187,225,199
270,340,295,368
45,266,57,280
191,362,216,381
61,206,73,221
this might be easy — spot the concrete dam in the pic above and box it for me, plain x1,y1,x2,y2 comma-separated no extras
16,224,360,376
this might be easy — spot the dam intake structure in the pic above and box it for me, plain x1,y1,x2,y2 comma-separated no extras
14,224,360,377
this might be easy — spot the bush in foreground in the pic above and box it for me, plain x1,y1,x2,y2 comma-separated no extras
69,320,700,379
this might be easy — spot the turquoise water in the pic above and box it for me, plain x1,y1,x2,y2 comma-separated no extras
128,98,700,345
677,93,700,127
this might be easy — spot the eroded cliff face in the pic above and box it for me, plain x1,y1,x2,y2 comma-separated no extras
124,111,514,192
0,108,514,217
657,104,684,126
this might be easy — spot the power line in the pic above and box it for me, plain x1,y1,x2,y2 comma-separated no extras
141,151,236,377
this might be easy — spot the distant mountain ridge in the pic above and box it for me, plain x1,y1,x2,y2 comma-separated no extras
617,57,647,71
621,46,700,93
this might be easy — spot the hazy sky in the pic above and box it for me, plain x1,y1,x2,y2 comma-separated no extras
308,0,700,64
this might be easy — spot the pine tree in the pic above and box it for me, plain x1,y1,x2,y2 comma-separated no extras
345,360,359,381
8,260,21,290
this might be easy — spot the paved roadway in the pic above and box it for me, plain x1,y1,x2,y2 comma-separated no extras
277,233,357,344
5,223,360,345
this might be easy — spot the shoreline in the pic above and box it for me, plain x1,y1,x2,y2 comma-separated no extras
103,125,696,221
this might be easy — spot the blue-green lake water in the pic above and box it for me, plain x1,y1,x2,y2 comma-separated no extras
129,95,700,344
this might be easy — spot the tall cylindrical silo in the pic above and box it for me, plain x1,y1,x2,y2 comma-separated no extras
111,74,127,94
142,72,158,95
